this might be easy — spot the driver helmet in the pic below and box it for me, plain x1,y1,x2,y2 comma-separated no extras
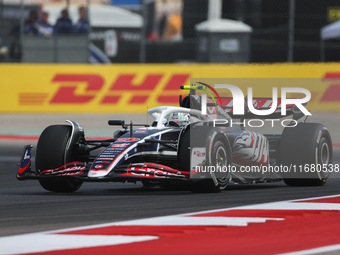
167,112,190,127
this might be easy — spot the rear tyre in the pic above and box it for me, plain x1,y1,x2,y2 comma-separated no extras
178,125,232,193
36,125,83,192
278,123,332,186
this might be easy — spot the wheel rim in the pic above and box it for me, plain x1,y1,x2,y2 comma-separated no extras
215,145,229,185
321,142,330,165
216,146,227,167
319,139,331,179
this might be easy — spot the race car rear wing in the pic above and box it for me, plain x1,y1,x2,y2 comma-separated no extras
207,96,308,120
179,85,309,121
180,94,307,119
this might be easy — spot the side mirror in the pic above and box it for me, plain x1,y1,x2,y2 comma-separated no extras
108,120,125,126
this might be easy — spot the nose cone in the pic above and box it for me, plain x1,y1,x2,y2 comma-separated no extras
88,170,108,177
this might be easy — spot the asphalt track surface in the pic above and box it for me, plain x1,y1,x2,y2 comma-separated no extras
1,113,340,239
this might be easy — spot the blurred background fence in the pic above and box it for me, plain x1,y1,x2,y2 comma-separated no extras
1,0,340,63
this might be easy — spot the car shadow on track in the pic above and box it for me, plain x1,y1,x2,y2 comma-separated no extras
18,182,288,196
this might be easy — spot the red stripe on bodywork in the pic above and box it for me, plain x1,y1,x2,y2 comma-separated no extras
18,160,31,174
0,135,112,141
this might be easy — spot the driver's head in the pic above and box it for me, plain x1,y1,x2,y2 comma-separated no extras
167,112,190,127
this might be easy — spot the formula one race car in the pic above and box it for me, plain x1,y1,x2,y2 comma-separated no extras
17,86,333,193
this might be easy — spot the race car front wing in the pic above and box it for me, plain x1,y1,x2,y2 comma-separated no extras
17,145,190,183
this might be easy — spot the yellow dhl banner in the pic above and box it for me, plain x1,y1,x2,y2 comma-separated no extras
1,63,340,113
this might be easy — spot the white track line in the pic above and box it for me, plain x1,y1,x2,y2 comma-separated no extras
238,202,340,210
111,216,284,226
0,234,157,255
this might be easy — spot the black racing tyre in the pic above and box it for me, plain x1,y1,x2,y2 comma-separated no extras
178,125,232,193
36,125,83,192
278,123,332,186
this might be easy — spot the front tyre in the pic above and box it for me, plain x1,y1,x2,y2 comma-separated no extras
179,125,232,193
36,125,83,192
191,139,231,193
